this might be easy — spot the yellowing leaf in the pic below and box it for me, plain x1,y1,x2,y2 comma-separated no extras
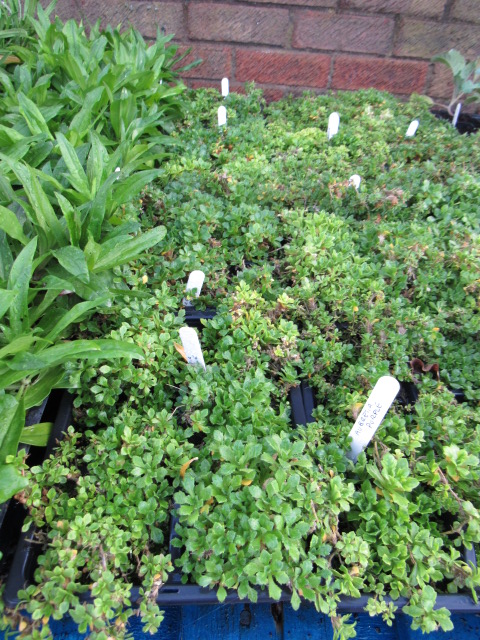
200,497,214,513
241,479,253,486
351,403,364,420
180,457,198,478
174,342,188,362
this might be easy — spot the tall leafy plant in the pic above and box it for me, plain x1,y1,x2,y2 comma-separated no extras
0,235,146,503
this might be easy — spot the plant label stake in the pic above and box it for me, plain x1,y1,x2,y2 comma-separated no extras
405,120,419,137
221,78,229,97
218,105,227,127
179,327,206,370
327,112,340,140
452,103,462,128
349,174,361,191
184,270,205,307
347,376,400,462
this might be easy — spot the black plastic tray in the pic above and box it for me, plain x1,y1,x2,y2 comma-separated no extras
183,306,216,328
3,391,73,604
0,393,64,578
4,386,480,613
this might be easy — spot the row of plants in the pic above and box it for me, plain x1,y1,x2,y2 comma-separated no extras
1,81,478,640
0,3,196,502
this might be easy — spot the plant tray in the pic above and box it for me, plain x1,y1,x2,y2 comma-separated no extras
4,386,480,613
184,306,217,328
0,392,70,579
431,109,480,135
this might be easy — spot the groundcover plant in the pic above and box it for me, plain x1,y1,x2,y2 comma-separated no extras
2,86,480,640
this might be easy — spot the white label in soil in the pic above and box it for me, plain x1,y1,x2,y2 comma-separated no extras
179,327,206,371
221,78,229,97
184,270,205,307
347,376,400,462
452,103,462,128
405,120,419,137
218,105,227,127
327,112,340,140
349,174,361,191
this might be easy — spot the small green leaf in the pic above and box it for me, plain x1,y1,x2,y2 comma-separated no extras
0,463,28,503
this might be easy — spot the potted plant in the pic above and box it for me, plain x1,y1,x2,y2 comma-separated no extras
430,49,480,134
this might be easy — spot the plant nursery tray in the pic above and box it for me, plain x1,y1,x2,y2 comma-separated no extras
431,109,480,135
4,386,480,613
183,306,217,328
0,392,68,578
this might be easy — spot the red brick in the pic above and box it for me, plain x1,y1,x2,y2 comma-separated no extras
293,11,394,54
188,3,290,46
395,19,480,59
243,0,335,5
236,49,330,88
451,0,480,25
332,55,428,94
343,0,446,18
53,0,187,40
188,79,248,94
428,62,455,102
176,45,233,79
261,88,285,102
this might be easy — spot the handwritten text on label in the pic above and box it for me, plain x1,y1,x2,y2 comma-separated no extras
179,327,206,371
347,376,400,462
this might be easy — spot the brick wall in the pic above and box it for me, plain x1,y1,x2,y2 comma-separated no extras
53,0,480,103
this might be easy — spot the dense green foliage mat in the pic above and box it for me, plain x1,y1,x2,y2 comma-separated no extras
5,88,480,640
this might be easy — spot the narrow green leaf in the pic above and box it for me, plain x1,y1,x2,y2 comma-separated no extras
46,296,108,341
87,131,109,195
0,204,29,245
70,86,105,139
7,237,37,336
0,395,19,461
55,192,81,247
10,162,65,248
55,133,91,198
19,422,52,446
0,395,25,463
8,339,144,371
93,226,166,272
23,368,63,409
0,335,36,361
52,246,90,284
111,169,160,210
0,289,18,321
17,92,53,140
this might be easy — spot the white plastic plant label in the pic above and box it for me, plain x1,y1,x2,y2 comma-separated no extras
405,120,419,137
221,77,229,97
327,112,340,140
184,270,205,307
347,376,400,462
218,105,227,127
452,103,462,128
179,327,206,370
349,174,361,191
